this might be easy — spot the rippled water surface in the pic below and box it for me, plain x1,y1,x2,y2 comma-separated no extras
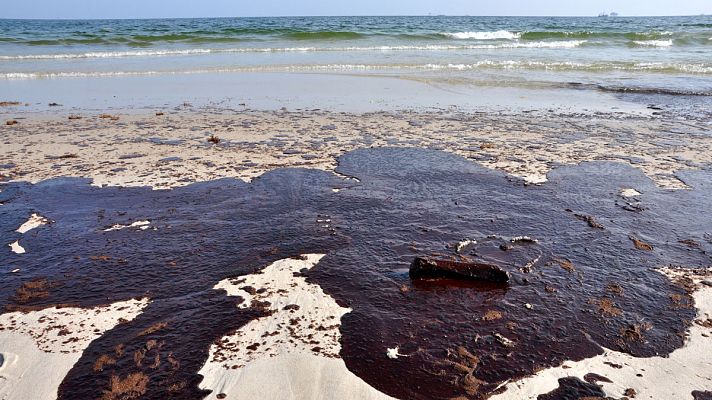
1,16,711,96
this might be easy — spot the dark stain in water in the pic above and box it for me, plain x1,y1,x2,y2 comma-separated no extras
0,148,710,399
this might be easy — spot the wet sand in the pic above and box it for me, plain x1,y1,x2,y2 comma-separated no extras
1,104,712,400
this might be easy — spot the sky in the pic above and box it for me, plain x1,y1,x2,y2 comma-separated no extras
2,0,711,19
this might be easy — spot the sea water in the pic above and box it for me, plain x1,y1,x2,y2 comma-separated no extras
0,16,710,113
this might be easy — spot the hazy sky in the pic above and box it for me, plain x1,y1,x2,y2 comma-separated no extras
3,0,711,19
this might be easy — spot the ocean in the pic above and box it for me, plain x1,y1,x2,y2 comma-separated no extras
1,16,711,113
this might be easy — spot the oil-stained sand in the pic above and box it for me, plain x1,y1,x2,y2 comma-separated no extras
3,108,712,190
491,267,712,399
1,148,711,399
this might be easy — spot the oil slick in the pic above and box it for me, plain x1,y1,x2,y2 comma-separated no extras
492,267,712,400
0,148,710,399
7,213,50,255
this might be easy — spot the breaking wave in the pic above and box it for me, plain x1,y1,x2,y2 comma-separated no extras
3,60,711,80
440,31,521,40
0,41,588,60
632,39,674,47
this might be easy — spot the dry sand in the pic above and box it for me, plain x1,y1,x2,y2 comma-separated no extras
198,255,395,400
15,213,49,234
6,213,49,262
7,241,24,255
1,108,711,190
0,299,149,400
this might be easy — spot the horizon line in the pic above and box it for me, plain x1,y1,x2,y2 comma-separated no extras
0,13,708,21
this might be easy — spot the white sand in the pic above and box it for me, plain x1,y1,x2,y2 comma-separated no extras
620,188,642,197
15,213,49,234
7,213,50,256
522,173,548,185
8,241,24,254
3,110,711,190
2,109,711,398
0,298,149,400
198,254,395,400
200,353,395,400
492,267,712,400
103,220,151,232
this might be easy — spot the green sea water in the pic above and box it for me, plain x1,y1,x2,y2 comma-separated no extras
1,16,711,111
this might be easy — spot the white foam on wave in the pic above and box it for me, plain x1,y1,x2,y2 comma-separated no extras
506,40,586,48
634,62,712,74
677,64,712,73
0,48,213,60
0,71,162,79
633,39,673,47
441,30,521,40
4,57,711,80
0,40,584,61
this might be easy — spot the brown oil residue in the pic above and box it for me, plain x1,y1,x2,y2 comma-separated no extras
537,377,607,400
1,148,710,399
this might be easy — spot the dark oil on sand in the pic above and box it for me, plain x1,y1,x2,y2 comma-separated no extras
1,148,710,399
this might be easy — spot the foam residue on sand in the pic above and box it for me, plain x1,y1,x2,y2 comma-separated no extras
0,298,149,400
198,254,395,399
491,267,712,400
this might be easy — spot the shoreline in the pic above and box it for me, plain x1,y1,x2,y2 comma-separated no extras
0,70,656,115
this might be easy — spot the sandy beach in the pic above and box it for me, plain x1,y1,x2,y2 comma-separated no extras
2,106,711,190
2,99,712,399
2,13,712,400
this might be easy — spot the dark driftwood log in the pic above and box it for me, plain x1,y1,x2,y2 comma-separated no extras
409,256,510,283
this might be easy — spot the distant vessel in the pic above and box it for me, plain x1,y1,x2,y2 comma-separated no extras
598,12,619,17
